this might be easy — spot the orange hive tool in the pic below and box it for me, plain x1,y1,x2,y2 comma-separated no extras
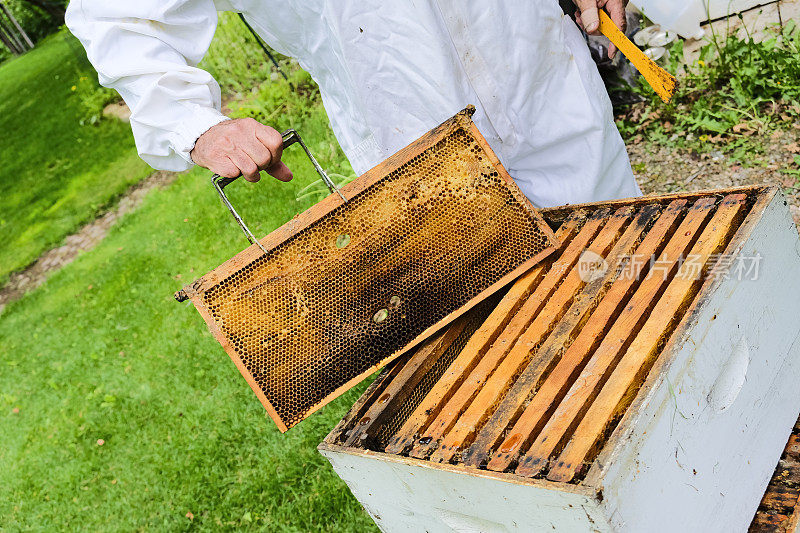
599,10,678,103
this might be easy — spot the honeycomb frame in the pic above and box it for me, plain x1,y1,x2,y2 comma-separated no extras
177,107,558,432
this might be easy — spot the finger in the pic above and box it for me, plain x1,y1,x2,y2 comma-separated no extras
266,160,293,183
608,43,618,60
240,136,273,169
254,124,284,165
213,159,241,179
573,0,600,33
229,150,260,183
606,0,627,33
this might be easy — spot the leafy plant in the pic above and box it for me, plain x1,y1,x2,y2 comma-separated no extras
200,11,293,95
619,18,800,158
71,74,119,125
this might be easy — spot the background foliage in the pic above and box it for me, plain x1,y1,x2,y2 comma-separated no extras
618,18,800,164
0,0,66,61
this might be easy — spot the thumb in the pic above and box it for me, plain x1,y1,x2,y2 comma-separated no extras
574,0,600,33
266,160,293,183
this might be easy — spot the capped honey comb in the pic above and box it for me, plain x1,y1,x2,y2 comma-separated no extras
178,107,557,431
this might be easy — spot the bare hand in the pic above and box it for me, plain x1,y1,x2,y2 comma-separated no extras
190,118,293,183
573,0,629,59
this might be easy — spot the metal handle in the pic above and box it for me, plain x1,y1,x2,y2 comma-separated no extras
212,128,348,255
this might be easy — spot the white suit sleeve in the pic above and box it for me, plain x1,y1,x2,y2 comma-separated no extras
65,0,229,171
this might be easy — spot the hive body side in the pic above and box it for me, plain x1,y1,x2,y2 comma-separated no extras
588,191,800,533
318,444,611,533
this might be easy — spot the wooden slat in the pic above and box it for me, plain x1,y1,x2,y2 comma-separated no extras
462,204,661,468
383,211,587,455
407,208,612,460
331,348,411,444
343,316,470,446
515,196,719,478
751,413,800,532
541,186,769,222
426,207,633,464
546,194,748,483
476,200,686,471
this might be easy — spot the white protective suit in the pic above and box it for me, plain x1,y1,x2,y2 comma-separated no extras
66,0,641,208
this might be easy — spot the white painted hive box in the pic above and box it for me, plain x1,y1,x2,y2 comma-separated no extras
319,186,800,532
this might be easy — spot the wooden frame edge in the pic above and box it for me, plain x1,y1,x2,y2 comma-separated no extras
317,441,600,497
181,107,480,298
179,105,559,431
191,294,289,433
541,185,775,222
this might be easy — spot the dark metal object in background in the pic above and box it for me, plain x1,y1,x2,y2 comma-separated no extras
0,1,34,55
237,13,294,91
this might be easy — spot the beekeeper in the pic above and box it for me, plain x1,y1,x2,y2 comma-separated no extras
66,0,640,208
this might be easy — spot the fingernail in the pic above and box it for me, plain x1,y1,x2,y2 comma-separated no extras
587,22,599,32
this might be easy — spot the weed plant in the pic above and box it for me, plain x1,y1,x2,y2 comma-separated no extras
618,19,800,164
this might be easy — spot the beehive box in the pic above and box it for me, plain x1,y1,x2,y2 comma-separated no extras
319,186,800,533
751,413,800,531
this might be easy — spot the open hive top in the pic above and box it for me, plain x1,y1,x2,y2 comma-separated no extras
178,107,557,431
324,186,772,484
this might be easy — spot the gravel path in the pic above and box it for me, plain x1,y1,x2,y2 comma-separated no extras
630,127,800,226
0,170,177,314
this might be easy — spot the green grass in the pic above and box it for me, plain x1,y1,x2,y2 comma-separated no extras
0,68,376,530
0,29,153,284
0,13,298,285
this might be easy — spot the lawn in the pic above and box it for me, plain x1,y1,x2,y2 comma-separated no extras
0,66,376,530
0,30,152,284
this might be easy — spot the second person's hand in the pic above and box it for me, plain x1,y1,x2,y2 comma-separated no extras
572,0,629,59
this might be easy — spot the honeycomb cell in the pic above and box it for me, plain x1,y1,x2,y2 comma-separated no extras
190,113,556,431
